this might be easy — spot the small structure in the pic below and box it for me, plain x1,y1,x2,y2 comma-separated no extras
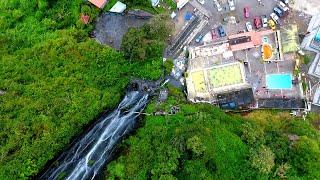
312,86,320,106
159,89,169,102
88,0,108,9
218,88,255,110
151,0,160,7
176,0,189,9
109,1,126,13
301,14,320,51
310,28,320,51
170,11,177,19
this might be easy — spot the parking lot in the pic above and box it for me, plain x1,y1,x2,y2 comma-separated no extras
191,0,279,44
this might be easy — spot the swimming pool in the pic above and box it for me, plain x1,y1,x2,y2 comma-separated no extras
266,74,293,89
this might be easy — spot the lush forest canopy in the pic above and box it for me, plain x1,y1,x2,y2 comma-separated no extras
106,87,320,179
0,0,167,178
1,0,320,179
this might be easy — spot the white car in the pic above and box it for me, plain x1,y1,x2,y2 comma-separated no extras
213,0,222,12
278,1,289,12
262,15,268,28
270,13,280,24
197,0,205,5
228,0,235,11
246,22,253,32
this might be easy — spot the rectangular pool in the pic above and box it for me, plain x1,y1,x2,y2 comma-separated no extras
266,74,292,89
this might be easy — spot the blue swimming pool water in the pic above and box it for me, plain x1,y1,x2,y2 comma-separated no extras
266,74,292,89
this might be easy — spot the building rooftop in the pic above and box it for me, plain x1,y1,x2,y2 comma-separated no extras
228,30,274,51
88,0,107,9
109,1,126,13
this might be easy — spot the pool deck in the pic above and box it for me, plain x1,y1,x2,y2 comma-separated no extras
240,46,302,100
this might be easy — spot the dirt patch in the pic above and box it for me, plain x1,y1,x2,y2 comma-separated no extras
93,12,151,50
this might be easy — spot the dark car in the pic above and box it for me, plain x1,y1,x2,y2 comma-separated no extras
195,34,204,43
254,16,262,29
218,26,226,37
273,7,283,17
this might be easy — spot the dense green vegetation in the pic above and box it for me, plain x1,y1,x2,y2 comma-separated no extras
0,0,166,179
106,87,320,179
121,14,173,61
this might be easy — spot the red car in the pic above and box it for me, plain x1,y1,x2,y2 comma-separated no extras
211,29,218,40
244,7,249,18
254,16,262,29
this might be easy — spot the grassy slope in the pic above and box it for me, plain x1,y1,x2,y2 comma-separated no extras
106,87,320,179
0,0,162,178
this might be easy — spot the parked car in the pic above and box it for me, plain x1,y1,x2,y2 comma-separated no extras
268,19,276,30
197,0,205,5
281,0,289,4
261,15,268,28
244,7,249,18
211,29,218,39
254,17,262,29
218,26,226,37
195,34,204,43
278,1,289,15
273,7,284,17
228,0,235,11
270,13,280,24
246,22,253,32
214,0,222,12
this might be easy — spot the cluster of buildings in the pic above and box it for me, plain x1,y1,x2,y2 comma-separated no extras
301,14,320,108
185,27,305,110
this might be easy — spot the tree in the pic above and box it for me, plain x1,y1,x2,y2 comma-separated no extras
121,28,147,60
143,14,173,41
274,163,291,179
290,136,320,178
186,135,205,157
241,122,264,146
250,145,275,174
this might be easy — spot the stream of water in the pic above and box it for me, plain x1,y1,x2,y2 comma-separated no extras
39,91,149,180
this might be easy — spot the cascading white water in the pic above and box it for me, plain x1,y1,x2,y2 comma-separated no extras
40,91,149,180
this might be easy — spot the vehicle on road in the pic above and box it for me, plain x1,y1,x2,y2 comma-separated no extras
270,13,280,24
218,26,226,37
246,22,253,32
244,7,249,18
195,34,204,43
197,0,205,5
214,0,222,12
261,15,268,28
228,0,235,11
281,0,289,4
273,7,284,18
268,19,276,30
254,17,262,29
